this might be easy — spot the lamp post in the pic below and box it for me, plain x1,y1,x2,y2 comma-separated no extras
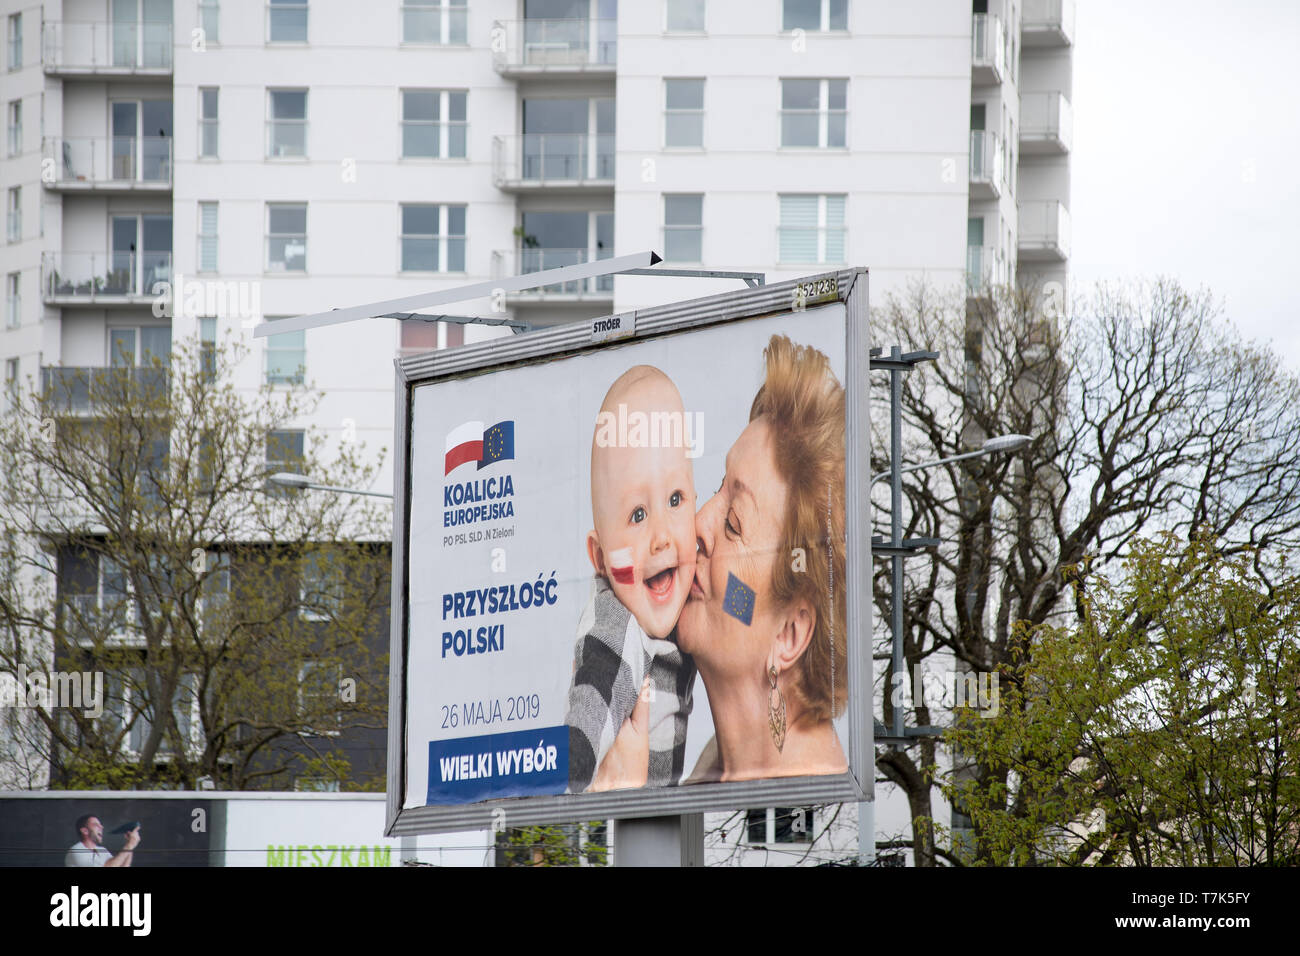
862,431,1030,866
266,472,393,499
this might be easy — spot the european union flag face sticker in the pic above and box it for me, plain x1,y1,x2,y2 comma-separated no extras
723,572,755,626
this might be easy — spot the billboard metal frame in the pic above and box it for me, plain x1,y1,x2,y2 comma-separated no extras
385,268,873,836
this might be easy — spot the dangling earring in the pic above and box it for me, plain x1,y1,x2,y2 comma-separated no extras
767,664,787,753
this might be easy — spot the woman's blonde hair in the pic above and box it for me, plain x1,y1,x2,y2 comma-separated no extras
749,334,848,722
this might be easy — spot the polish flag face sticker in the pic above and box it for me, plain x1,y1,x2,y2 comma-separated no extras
608,547,635,585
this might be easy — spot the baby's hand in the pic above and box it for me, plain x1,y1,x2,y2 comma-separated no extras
589,677,651,791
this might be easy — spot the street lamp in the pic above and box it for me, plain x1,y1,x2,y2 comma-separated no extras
266,472,393,499
870,434,1031,487
864,428,1029,866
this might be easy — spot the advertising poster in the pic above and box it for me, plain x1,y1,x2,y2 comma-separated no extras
0,797,216,867
404,302,852,811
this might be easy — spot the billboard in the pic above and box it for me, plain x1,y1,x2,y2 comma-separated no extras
388,271,873,833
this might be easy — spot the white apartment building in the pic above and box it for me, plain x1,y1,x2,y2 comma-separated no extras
0,0,1072,864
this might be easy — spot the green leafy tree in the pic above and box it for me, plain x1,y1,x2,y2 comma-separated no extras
495,821,608,866
871,278,1300,865
945,533,1300,866
0,333,391,790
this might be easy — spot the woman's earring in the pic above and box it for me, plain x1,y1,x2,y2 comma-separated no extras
767,664,787,753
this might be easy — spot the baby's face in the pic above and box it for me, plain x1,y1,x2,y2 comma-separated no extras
591,439,696,639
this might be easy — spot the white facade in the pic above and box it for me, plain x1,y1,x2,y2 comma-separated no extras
0,0,1071,862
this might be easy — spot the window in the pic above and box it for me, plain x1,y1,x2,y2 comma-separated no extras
400,319,462,353
111,669,198,756
267,89,307,157
297,660,342,734
5,272,18,328
108,326,172,378
266,429,305,491
782,0,846,31
6,186,18,242
4,358,17,405
268,0,308,42
664,79,704,148
778,194,845,264
264,318,305,385
663,194,703,263
199,87,218,157
266,203,307,272
299,552,344,622
198,202,218,272
401,90,467,159
294,776,340,792
665,0,704,32
199,316,217,382
7,13,20,71
199,550,230,612
198,1,220,44
400,203,466,273
6,99,19,156
744,807,813,844
780,78,846,148
402,0,467,45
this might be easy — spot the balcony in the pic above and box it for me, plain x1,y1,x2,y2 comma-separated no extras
43,252,173,305
1021,0,1075,48
493,134,614,191
969,130,1003,200
1019,92,1072,155
491,19,616,76
966,245,1008,294
42,365,170,415
42,20,173,77
1018,201,1071,261
491,248,614,301
43,137,173,191
971,14,1005,86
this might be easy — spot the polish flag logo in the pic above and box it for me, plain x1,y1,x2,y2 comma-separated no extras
444,419,516,474
444,421,484,474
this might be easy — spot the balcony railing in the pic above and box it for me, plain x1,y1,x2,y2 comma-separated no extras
43,252,173,301
1018,201,1071,261
1021,0,1075,47
43,19,173,73
1019,92,1073,154
971,14,1005,85
44,136,173,187
42,365,170,414
493,134,614,187
969,129,1003,198
492,248,614,297
491,18,617,72
966,245,1007,293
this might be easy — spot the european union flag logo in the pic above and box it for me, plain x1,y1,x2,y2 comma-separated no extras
478,420,515,469
723,572,755,626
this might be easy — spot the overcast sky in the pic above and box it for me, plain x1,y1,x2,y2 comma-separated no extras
1071,0,1300,369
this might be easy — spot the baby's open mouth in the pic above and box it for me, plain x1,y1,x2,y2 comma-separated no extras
644,566,676,600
